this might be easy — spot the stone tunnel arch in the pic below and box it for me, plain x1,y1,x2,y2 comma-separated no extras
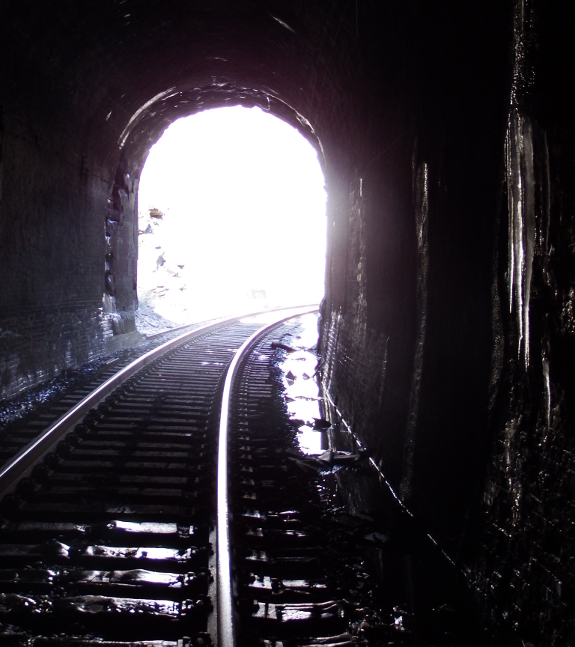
105,87,328,333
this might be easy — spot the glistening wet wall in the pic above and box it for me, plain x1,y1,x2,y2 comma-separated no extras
464,4,575,644
321,2,575,643
0,1,574,642
319,1,575,643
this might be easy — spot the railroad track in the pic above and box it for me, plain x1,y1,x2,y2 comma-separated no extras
224,321,354,647
0,309,483,647
0,320,228,461
0,309,361,647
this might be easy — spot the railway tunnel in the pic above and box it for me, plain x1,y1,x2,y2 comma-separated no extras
0,0,573,642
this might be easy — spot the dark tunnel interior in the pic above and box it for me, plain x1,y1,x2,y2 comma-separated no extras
0,0,574,643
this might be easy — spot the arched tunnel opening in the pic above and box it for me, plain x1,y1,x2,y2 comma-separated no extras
0,1,573,643
103,87,328,341
135,106,326,330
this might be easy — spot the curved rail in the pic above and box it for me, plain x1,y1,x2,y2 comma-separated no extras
216,306,319,647
0,305,316,497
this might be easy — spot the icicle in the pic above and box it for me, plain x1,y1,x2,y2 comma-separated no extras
507,123,515,315
542,357,551,428
522,118,535,369
506,109,534,370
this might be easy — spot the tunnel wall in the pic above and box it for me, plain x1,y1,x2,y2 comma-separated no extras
321,1,511,546
0,1,573,642
0,57,140,400
319,1,575,643
465,3,575,642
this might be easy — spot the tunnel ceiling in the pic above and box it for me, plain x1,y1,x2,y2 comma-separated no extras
3,0,365,175
2,0,510,190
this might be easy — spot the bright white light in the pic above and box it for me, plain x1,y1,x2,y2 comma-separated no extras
137,106,326,325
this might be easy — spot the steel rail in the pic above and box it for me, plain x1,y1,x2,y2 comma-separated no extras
0,305,315,497
216,306,318,647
